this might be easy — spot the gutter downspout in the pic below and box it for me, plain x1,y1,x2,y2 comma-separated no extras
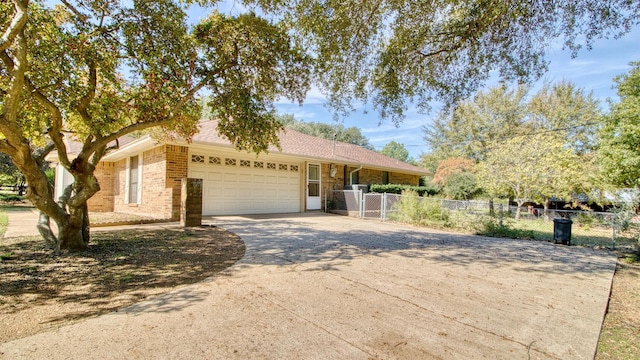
349,164,363,185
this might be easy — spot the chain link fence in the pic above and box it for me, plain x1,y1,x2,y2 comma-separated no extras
325,190,640,248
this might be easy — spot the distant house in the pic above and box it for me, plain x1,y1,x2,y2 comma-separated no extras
53,120,428,219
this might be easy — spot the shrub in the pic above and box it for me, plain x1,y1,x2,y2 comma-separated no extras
0,193,23,202
369,183,439,197
575,212,595,230
476,218,536,240
390,190,451,227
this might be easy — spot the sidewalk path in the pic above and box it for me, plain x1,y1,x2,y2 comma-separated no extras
2,207,41,238
0,213,617,359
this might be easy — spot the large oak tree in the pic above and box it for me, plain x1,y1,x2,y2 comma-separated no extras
0,0,310,251
1,0,637,250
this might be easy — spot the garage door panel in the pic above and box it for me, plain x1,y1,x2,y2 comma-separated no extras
190,155,301,215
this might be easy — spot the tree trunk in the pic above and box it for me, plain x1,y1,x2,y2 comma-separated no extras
544,197,551,221
515,201,523,220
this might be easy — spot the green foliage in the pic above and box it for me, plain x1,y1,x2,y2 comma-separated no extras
380,141,412,163
597,62,640,188
0,194,24,202
476,218,537,240
425,85,531,161
261,0,637,124
528,81,601,155
477,132,582,218
443,172,480,200
369,183,439,196
280,115,374,150
575,212,596,230
389,190,450,227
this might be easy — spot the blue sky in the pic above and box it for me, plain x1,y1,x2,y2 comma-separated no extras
187,3,640,159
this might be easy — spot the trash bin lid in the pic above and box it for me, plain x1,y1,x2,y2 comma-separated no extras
553,218,572,224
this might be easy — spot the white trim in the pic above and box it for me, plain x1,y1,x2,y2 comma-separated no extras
137,152,143,204
124,157,130,204
306,163,321,210
124,153,143,205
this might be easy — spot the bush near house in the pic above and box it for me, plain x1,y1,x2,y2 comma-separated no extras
370,184,439,197
388,189,451,227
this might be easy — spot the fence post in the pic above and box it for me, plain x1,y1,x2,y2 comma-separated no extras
359,190,364,218
380,193,384,221
499,204,503,227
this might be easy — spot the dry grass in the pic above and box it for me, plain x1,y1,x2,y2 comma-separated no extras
0,226,245,343
596,255,640,359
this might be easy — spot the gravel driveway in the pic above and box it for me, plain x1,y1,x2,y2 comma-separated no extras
0,213,615,359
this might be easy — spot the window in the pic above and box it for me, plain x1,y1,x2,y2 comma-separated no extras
209,156,221,165
279,164,288,171
254,161,264,168
127,155,142,204
191,154,204,163
240,160,251,167
382,171,389,185
290,165,299,172
225,158,236,166
267,162,276,170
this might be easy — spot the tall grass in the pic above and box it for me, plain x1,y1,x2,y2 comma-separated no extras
390,196,639,249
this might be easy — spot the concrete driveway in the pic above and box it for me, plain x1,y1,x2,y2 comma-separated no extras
0,213,615,359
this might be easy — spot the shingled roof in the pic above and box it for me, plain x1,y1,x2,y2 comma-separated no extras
192,120,428,175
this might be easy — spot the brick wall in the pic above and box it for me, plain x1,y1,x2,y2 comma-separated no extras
346,167,420,187
87,162,115,212
321,163,346,192
165,145,189,220
111,145,188,220
389,172,420,186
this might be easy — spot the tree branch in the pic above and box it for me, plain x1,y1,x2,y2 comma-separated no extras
22,77,71,169
34,141,56,164
0,0,28,53
77,59,97,126
60,0,89,23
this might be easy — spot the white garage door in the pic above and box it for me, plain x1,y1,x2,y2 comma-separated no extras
188,153,301,215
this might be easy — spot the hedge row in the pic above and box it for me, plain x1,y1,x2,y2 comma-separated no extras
369,184,439,196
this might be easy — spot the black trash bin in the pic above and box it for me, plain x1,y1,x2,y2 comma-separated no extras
553,218,572,245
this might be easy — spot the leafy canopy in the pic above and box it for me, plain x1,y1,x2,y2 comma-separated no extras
380,141,413,163
597,62,640,188
255,0,638,123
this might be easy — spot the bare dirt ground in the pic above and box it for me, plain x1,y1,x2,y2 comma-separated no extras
596,255,640,359
0,226,245,343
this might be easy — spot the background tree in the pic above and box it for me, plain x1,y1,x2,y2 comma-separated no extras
431,158,478,200
478,133,581,219
0,1,310,251
597,61,640,188
0,153,23,191
424,85,531,161
280,115,375,149
528,81,601,155
380,141,415,164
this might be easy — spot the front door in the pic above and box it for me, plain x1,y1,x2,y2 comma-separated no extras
307,163,321,210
